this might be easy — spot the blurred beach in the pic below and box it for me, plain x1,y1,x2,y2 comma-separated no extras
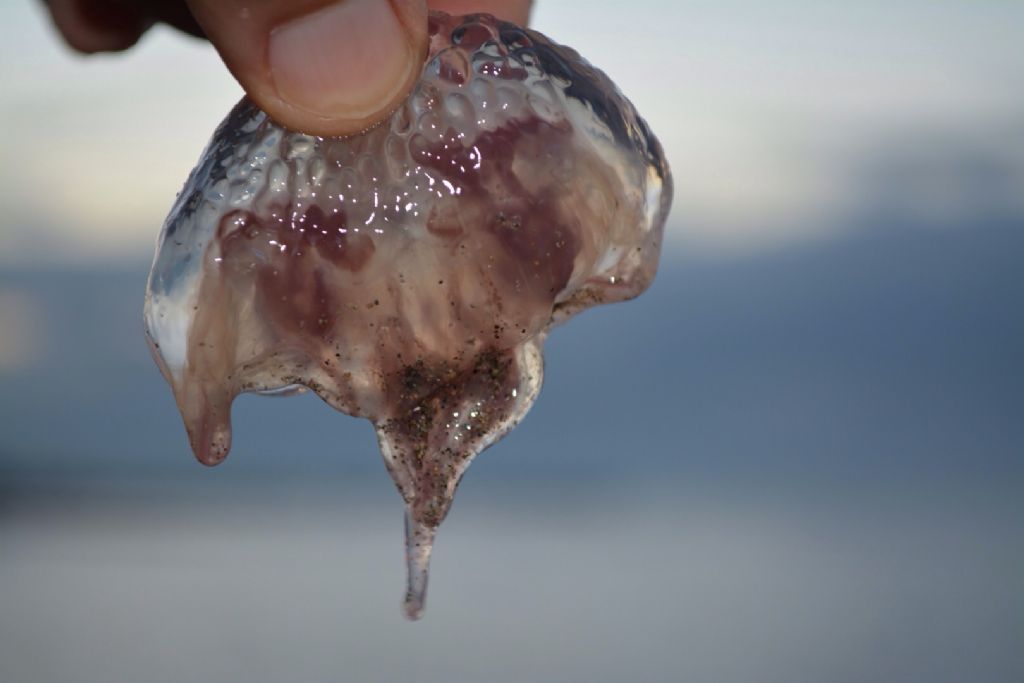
2,217,1021,682
1,1,1023,681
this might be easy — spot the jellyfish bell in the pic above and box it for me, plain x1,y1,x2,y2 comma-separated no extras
145,11,671,619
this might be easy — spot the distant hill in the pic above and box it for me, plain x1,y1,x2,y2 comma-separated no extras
1,215,1022,487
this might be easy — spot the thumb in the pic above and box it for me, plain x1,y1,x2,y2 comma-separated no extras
185,0,428,136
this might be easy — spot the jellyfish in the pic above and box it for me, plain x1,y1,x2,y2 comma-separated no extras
145,11,672,619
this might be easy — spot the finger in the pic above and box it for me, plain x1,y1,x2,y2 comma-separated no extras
131,0,205,37
185,0,429,137
43,0,150,53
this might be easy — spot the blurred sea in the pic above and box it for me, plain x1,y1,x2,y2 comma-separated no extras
2,206,1022,682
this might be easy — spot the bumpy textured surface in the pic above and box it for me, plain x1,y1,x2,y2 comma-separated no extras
145,12,672,618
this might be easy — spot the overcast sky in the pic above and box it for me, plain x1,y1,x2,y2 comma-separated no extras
1,0,1022,265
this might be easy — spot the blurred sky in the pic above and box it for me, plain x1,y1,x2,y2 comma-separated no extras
2,0,1023,264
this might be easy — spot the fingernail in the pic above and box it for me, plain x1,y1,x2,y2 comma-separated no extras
269,0,415,122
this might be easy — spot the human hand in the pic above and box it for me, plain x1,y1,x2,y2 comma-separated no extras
42,0,533,136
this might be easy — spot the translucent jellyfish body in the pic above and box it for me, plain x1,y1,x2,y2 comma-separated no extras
145,12,672,619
